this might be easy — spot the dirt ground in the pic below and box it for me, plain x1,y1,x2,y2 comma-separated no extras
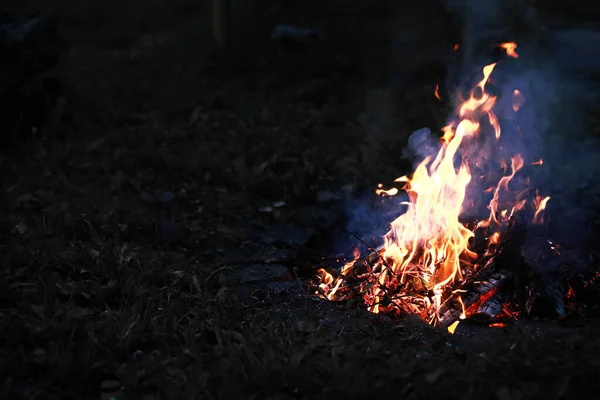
2,1,600,399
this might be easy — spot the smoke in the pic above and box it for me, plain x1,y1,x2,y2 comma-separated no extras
442,0,538,65
439,0,600,251
494,35,600,250
339,2,600,261
458,47,600,252
334,190,409,255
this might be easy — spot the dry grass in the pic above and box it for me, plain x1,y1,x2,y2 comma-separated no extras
1,0,600,399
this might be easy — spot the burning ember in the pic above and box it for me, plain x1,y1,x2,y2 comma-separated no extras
314,42,558,329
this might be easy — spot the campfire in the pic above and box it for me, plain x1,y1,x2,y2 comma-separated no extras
313,42,585,332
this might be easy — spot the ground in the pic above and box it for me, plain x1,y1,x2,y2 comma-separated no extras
2,1,600,399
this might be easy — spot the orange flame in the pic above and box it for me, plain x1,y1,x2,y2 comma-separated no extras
499,42,519,58
476,154,527,230
376,183,399,196
434,84,441,101
533,194,551,224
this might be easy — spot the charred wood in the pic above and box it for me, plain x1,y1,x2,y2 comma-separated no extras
525,272,567,318
498,214,529,313
522,223,569,319
438,256,509,327
474,290,506,319
438,215,536,326
337,210,584,325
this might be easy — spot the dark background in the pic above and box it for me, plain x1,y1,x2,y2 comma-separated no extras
2,0,600,398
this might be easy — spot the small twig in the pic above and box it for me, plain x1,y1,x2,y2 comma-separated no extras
346,231,412,302
205,265,233,284
314,286,354,306
346,230,395,276
346,230,381,257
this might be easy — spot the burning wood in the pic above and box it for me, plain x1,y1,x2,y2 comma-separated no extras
312,41,569,329
438,257,508,327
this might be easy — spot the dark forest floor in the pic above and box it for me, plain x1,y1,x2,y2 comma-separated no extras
2,1,600,399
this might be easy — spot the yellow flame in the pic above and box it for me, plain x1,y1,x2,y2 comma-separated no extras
447,320,460,334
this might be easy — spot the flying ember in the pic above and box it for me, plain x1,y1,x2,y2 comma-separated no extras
315,42,551,327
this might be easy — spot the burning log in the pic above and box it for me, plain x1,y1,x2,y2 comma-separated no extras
475,290,506,318
438,214,529,327
438,256,508,327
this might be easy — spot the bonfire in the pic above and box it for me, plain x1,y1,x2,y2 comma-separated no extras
315,42,555,331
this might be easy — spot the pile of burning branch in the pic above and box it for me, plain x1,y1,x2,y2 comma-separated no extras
314,42,597,332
